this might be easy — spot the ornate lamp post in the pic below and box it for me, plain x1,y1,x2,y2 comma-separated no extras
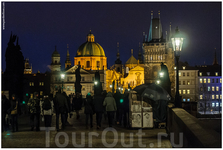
61,73,65,92
171,27,184,108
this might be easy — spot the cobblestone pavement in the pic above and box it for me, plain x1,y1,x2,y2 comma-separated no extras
2,109,172,148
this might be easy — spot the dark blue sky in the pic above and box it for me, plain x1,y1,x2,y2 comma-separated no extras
1,2,221,73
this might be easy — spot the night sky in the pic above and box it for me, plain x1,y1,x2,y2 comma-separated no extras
1,2,221,73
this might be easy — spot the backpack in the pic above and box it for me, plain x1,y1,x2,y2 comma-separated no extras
42,98,52,110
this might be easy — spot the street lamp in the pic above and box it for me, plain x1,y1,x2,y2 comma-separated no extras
61,73,65,92
110,84,112,88
94,81,98,85
159,72,164,78
156,80,160,84
171,27,184,108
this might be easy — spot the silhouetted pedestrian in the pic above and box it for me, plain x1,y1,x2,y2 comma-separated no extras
9,94,19,132
62,92,70,125
27,92,40,131
93,91,104,129
54,89,69,131
2,93,11,132
113,89,122,124
103,92,117,127
84,93,94,128
73,92,82,120
40,95,54,127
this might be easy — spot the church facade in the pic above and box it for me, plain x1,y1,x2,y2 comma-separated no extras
50,31,106,97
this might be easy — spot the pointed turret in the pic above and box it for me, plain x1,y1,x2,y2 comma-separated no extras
212,48,219,65
65,44,72,69
115,42,122,65
138,42,143,64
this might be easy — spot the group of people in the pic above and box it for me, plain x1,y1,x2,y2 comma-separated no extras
83,89,130,129
1,88,130,132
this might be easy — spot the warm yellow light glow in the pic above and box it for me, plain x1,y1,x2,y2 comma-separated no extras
61,74,65,79
159,72,164,78
156,80,160,84
110,85,112,88
94,81,98,85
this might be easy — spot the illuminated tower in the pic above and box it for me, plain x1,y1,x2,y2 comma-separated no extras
65,44,72,69
24,58,32,74
51,46,61,72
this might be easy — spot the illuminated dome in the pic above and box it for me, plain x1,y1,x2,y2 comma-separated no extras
76,31,105,57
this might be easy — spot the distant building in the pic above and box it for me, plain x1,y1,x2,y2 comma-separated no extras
50,31,106,97
24,58,32,74
178,62,199,102
142,11,175,97
196,52,222,114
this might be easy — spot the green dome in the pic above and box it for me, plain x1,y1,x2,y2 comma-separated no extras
76,31,105,57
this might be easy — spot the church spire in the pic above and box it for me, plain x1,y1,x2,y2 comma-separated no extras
131,49,133,55
116,42,120,59
138,42,143,64
169,22,172,41
212,48,218,65
65,44,72,69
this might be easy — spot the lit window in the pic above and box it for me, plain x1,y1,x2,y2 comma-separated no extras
32,82,34,86
215,72,218,76
183,99,186,102
220,78,222,83
30,94,33,99
208,79,210,83
179,72,181,77
212,103,215,107
187,90,190,94
207,72,210,76
200,79,202,83
40,91,43,96
183,90,186,94
220,95,222,99
183,73,185,76
208,86,210,91
216,95,219,99
216,103,218,107
187,99,190,102
200,95,203,99
29,82,32,86
204,78,206,83
187,81,190,85
187,72,189,76
212,95,215,99
179,90,181,94
39,82,41,86
216,86,219,91
212,86,215,91
199,72,202,76
220,103,222,107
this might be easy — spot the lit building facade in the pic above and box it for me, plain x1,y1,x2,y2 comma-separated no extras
178,62,199,102
50,31,107,97
197,64,222,113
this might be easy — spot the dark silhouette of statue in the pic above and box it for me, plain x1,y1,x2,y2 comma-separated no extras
75,65,82,93
4,32,24,102
94,71,102,95
160,62,171,96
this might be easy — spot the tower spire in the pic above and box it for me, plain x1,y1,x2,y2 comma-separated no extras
158,10,160,19
213,48,218,65
138,42,143,64
131,49,133,55
116,42,120,59
151,11,153,19
169,22,172,41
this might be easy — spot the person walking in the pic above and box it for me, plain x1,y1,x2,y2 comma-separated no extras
93,91,104,129
103,92,117,127
84,93,94,129
62,92,70,125
123,90,130,128
9,94,20,132
27,92,41,131
54,89,69,131
2,93,11,132
40,94,54,127
73,92,82,120
113,89,122,124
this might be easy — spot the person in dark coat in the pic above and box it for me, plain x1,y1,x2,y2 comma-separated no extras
8,94,20,132
73,92,83,120
54,89,69,131
113,89,122,124
103,92,117,127
62,92,70,125
27,92,40,131
93,91,104,129
2,93,11,132
84,93,94,128
102,90,107,120
123,90,130,128
40,95,54,127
